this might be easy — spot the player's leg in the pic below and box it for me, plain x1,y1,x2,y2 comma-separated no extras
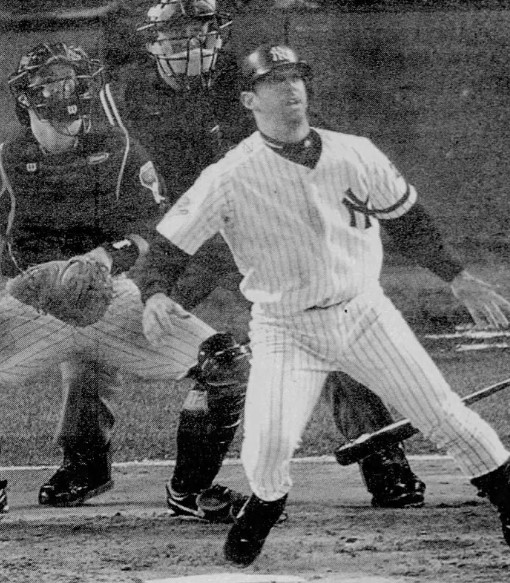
166,332,250,521
39,356,118,507
336,293,510,546
324,371,425,507
0,293,75,383
225,317,328,566
0,291,75,511
82,276,214,379
84,277,249,519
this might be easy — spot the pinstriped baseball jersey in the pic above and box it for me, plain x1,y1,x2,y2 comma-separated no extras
157,129,417,316
156,124,510,502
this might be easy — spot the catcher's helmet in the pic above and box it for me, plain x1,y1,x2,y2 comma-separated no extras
8,42,103,129
241,44,312,90
138,0,232,89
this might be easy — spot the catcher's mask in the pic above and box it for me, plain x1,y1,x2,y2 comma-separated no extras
8,42,104,134
138,0,232,90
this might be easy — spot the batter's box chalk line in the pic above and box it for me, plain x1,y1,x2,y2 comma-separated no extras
145,576,305,583
145,575,408,583
423,326,510,352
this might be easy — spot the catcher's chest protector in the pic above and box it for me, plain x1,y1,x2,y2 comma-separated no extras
0,129,140,273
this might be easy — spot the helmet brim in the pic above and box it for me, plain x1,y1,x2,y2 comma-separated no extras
246,61,311,90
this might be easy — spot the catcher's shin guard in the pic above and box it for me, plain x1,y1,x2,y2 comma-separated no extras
170,332,249,495
224,494,288,567
471,459,510,547
360,443,425,508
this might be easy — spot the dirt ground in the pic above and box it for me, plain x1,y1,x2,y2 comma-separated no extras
1,457,510,583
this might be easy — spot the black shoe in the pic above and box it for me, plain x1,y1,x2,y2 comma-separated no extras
166,483,205,519
370,473,426,508
224,494,287,567
360,444,426,508
0,479,8,513
39,449,113,507
472,459,510,547
166,482,248,523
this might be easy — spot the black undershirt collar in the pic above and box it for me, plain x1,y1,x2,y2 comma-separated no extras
261,129,322,169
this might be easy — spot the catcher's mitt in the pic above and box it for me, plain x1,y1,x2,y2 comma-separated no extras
6,258,113,327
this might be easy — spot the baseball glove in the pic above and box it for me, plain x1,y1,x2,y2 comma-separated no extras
6,257,114,327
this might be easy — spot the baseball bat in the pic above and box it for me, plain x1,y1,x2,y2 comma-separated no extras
335,376,510,466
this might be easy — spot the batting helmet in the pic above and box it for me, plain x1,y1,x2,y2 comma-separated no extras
241,44,312,90
8,42,103,129
138,0,231,89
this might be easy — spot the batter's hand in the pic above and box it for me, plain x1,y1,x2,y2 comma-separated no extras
451,270,510,329
142,292,191,345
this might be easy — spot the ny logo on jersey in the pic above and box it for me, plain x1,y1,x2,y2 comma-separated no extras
343,188,372,229
269,46,294,63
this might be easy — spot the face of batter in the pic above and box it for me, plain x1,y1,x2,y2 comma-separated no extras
241,68,310,141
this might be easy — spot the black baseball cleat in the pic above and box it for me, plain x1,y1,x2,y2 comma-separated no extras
224,493,288,567
166,482,248,523
0,479,9,513
370,473,426,508
471,459,510,547
166,483,206,519
39,449,113,507
360,444,426,508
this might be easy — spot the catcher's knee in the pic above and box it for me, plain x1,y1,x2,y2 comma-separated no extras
182,332,249,419
192,332,250,391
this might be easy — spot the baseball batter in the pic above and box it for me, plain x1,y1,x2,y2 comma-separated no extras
108,0,427,510
0,41,249,518
137,44,510,566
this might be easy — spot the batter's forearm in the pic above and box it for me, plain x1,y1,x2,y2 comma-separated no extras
382,203,464,283
137,234,192,303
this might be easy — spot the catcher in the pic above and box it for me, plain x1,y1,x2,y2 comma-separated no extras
105,0,426,513
0,41,250,520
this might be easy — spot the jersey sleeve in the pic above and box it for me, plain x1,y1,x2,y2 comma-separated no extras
112,134,169,241
361,138,417,220
156,163,229,255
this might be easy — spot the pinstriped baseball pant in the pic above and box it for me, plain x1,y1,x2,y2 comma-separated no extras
242,289,510,502
0,275,214,387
